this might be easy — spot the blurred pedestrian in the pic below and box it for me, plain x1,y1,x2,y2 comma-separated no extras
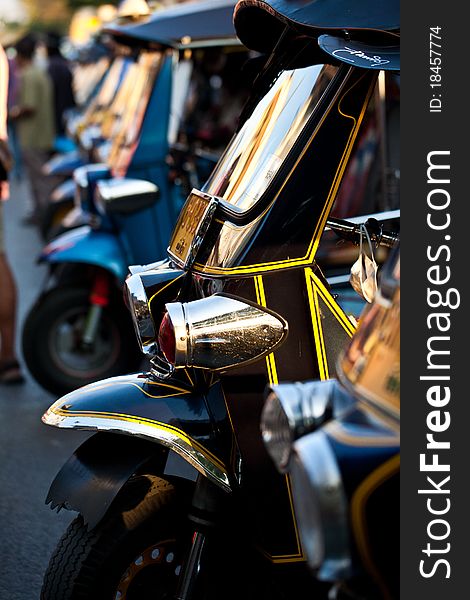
0,43,24,384
44,31,76,138
9,33,55,223
5,48,23,180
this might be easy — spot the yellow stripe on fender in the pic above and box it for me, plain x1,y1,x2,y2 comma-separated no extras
43,406,231,493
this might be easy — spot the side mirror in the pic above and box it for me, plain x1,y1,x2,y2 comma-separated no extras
74,164,111,213
95,178,160,216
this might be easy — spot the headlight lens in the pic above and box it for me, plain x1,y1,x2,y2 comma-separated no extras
158,311,176,365
261,380,352,473
261,389,293,472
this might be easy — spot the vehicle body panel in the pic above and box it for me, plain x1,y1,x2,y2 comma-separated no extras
43,150,84,178
40,226,128,282
43,372,232,493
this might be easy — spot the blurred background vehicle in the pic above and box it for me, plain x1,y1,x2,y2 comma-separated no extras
21,0,255,396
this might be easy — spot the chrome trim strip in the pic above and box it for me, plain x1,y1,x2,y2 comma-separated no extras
325,209,400,228
42,410,231,493
326,274,353,285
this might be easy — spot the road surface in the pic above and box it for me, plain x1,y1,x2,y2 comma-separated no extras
0,178,89,600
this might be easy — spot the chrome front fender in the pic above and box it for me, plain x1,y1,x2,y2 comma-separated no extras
43,372,231,493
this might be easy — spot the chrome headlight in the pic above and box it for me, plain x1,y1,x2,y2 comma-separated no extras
290,430,351,580
125,273,157,356
158,294,288,371
261,380,353,473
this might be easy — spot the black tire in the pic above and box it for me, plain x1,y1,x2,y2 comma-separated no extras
22,286,142,396
41,475,192,600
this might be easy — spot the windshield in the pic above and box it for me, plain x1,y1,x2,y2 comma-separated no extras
104,51,162,174
73,57,110,107
202,63,337,212
79,57,128,132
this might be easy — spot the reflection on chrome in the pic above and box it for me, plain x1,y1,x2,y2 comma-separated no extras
338,250,400,420
290,430,351,579
261,379,353,473
165,294,288,370
125,273,157,356
204,64,337,212
43,407,231,493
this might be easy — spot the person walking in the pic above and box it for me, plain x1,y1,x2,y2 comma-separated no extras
0,43,24,384
9,33,56,223
6,49,23,180
44,31,76,138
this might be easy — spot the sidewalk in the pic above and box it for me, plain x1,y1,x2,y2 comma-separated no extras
0,177,89,599
3,177,47,338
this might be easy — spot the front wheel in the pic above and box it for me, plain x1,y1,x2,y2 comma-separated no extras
22,286,142,396
41,475,191,600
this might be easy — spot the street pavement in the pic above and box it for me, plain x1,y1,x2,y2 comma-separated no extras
0,178,90,600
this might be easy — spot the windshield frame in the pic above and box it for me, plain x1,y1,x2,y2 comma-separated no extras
171,62,378,276
200,61,348,225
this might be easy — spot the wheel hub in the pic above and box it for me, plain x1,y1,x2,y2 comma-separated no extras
115,539,183,600
51,306,119,375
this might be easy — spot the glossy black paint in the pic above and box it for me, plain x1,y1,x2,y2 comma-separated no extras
234,0,399,59
111,62,379,562
318,34,400,71
140,265,186,322
184,268,351,559
50,372,230,461
159,65,380,561
46,433,167,529
46,54,382,575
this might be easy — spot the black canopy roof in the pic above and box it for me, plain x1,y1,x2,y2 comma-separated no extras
234,0,399,55
104,0,240,49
